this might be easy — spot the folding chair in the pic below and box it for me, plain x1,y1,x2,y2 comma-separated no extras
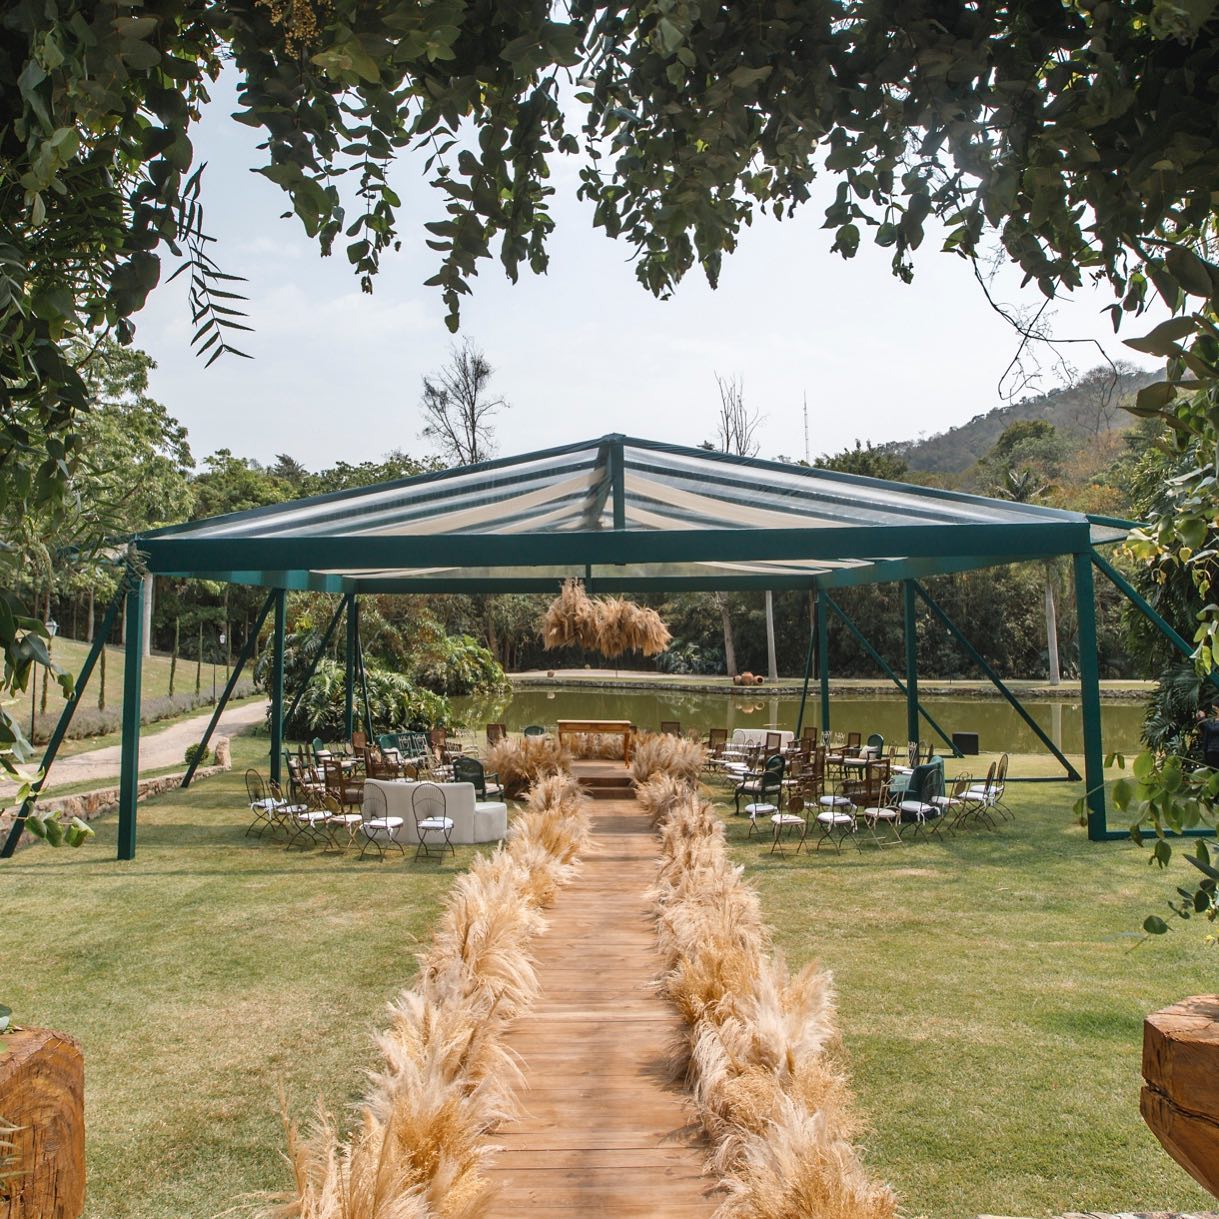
411,782,455,860
705,727,728,771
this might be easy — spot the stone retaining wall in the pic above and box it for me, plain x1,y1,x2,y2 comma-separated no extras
1,737,231,853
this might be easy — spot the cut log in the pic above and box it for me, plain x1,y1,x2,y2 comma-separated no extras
0,1028,85,1219
1142,995,1219,1198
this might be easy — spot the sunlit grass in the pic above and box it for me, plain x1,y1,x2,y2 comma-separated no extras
707,767,1216,1219
5,734,469,1219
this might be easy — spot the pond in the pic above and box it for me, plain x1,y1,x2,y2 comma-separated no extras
454,686,1148,757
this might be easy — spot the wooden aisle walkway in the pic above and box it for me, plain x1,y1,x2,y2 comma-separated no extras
485,786,718,1217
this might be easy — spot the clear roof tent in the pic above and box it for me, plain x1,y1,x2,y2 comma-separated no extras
139,434,1127,591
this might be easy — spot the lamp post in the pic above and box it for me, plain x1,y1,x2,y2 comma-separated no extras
213,630,226,704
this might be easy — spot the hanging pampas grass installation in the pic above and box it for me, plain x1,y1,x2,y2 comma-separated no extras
540,579,672,659
541,578,600,651
630,732,705,786
257,779,592,1219
643,775,896,1219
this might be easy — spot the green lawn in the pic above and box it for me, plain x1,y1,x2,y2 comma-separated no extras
4,734,469,1219
6,742,1217,1218
708,764,1217,1219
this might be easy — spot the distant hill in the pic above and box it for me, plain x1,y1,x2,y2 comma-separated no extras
889,365,1161,475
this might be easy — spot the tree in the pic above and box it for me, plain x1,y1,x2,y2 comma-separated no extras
8,0,1219,870
1071,361,1143,437
420,340,508,466
816,441,908,482
712,374,761,459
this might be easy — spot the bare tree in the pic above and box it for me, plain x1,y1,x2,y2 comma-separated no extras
714,373,761,457
420,338,508,465
1072,359,1141,436
710,374,764,675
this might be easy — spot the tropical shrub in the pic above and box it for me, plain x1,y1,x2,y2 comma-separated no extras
654,640,722,676
282,659,453,740
414,634,507,697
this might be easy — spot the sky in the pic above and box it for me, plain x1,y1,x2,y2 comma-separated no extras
133,71,1163,473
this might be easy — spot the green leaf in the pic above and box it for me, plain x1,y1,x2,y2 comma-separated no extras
1143,915,1170,935
1124,316,1198,356
1165,246,1216,299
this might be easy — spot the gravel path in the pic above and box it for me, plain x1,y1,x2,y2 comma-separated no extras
2,699,269,796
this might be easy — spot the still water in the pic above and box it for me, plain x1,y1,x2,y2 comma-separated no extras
454,686,1147,757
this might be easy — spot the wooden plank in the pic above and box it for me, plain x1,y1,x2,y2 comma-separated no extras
0,1027,85,1219
484,797,715,1217
1142,995,1219,1196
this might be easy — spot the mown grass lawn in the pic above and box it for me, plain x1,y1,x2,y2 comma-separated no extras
5,735,470,1219
8,739,1219,1219
709,760,1217,1219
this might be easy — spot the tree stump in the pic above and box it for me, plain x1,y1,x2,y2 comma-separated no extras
1142,995,1219,1198
0,1028,85,1219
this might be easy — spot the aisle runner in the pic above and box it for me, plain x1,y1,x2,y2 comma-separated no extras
484,795,718,1216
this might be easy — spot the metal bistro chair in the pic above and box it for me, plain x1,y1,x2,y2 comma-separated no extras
244,769,282,838
359,783,405,861
411,782,455,860
278,780,332,850
452,754,503,800
523,724,546,738
770,794,810,854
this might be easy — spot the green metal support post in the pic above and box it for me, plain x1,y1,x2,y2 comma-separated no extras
903,580,919,747
270,589,286,786
355,607,373,742
182,590,276,788
821,591,959,754
117,574,145,861
344,596,357,742
795,592,816,738
1073,553,1107,840
1,584,126,858
912,581,1079,779
817,587,830,736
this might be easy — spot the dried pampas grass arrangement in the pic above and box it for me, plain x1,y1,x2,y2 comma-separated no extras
569,732,626,760
485,735,571,799
257,778,592,1219
649,792,897,1219
542,578,601,651
630,731,705,786
541,579,672,659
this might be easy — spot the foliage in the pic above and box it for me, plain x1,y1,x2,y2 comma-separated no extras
413,633,507,697
654,640,722,676
282,659,452,740
183,742,210,768
20,807,94,848
1141,661,1209,757
816,441,908,482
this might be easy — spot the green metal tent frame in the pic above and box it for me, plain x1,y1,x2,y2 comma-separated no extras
4,432,1195,860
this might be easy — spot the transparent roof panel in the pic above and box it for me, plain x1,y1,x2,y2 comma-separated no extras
142,434,1116,589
